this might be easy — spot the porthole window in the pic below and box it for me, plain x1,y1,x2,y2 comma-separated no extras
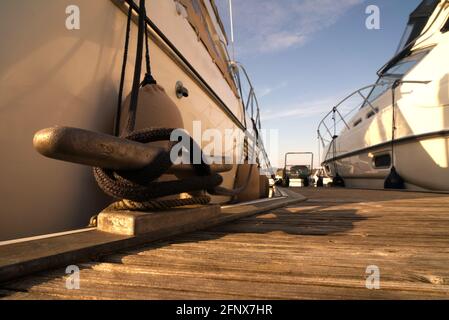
366,107,379,119
373,153,391,168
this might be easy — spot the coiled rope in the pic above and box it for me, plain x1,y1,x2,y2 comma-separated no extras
93,128,223,210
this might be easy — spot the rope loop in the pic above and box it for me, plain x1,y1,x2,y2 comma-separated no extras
93,128,223,209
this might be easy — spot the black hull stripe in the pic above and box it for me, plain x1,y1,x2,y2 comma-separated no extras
322,129,449,164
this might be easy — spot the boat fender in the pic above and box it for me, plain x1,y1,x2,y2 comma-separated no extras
332,174,345,187
232,163,261,202
384,166,405,189
118,84,184,136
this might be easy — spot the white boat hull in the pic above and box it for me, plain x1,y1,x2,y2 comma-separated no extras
325,134,449,191
321,1,449,191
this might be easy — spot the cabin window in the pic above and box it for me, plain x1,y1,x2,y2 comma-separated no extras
373,153,391,168
396,20,428,53
383,49,429,77
353,118,362,127
361,49,431,108
360,81,391,109
396,0,439,52
366,108,379,119
397,24,414,53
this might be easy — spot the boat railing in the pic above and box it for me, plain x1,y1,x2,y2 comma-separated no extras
230,61,262,130
230,61,274,176
316,82,391,149
317,79,431,165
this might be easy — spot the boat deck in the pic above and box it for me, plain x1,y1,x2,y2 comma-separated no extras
2,188,449,299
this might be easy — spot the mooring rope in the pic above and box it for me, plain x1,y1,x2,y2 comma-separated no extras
113,5,133,137
109,194,212,211
93,128,223,210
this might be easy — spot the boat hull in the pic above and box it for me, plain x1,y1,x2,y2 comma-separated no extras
321,12,449,191
0,0,261,240
324,133,449,191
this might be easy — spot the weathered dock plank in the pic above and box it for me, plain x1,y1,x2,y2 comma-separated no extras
2,188,449,299
0,189,304,283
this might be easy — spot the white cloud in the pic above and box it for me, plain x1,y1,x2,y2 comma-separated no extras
261,100,332,121
260,91,354,121
217,0,364,54
261,33,306,53
260,87,369,128
259,81,288,97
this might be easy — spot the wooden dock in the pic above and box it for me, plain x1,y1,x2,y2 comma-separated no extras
2,188,449,299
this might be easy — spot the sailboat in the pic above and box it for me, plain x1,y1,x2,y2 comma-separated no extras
318,0,449,191
0,0,273,241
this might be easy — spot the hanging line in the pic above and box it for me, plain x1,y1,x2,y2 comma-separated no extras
141,3,156,87
317,131,321,168
126,0,154,134
115,0,157,136
388,79,429,166
390,79,401,167
114,5,133,137
331,107,339,175
383,79,405,189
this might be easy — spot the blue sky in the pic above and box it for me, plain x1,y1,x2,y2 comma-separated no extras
215,0,421,168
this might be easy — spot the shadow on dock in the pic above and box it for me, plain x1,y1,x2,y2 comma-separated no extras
3,187,449,299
